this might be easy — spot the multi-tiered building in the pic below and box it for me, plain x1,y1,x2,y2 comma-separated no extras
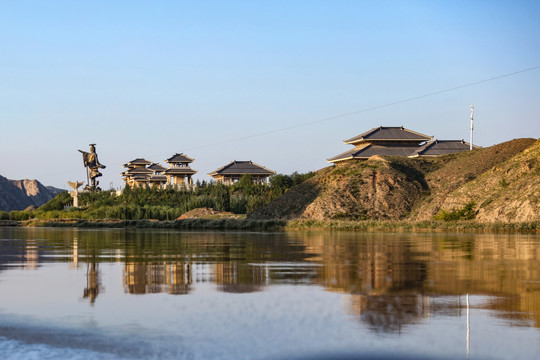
164,153,197,186
121,153,197,187
327,126,475,164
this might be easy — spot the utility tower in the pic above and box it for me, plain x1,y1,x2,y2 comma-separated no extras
469,105,474,150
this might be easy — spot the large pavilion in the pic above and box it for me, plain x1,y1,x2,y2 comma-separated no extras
208,161,275,185
327,126,476,163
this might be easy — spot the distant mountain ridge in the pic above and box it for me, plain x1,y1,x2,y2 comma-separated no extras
0,175,65,211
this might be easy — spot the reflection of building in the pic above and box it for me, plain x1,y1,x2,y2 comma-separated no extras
214,262,266,293
24,240,39,269
123,263,192,295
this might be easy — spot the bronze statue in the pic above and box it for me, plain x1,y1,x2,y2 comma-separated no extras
78,144,106,190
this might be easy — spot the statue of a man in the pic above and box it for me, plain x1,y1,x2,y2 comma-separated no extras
78,144,106,190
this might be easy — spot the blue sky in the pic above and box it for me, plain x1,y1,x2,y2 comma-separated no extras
1,1,539,189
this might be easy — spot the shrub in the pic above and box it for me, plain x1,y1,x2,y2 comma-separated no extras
499,178,510,188
433,201,477,221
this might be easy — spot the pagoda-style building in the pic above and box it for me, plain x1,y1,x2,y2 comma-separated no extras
327,126,433,163
208,161,275,185
147,163,168,186
122,159,171,188
164,153,197,186
121,158,154,187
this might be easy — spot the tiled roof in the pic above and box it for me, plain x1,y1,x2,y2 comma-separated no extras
410,140,478,157
208,161,275,176
166,153,194,164
123,168,153,175
126,158,152,166
149,174,168,182
130,175,150,181
344,126,432,144
164,167,197,175
147,163,167,172
327,144,421,162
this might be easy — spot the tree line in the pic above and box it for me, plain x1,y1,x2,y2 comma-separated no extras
0,172,315,221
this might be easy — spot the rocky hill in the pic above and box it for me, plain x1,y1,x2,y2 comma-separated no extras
250,138,539,223
0,175,65,212
431,138,540,222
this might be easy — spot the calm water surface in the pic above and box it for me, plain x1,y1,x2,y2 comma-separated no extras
0,228,539,359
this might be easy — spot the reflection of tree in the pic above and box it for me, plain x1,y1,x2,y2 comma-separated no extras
5,227,539,330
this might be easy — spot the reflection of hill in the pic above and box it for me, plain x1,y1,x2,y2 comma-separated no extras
300,232,540,331
1,228,539,331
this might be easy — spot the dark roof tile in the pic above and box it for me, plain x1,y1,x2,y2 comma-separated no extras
166,153,194,164
208,161,275,176
344,126,432,144
411,140,479,157
328,144,421,162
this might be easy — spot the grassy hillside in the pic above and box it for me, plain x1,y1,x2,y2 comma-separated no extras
438,138,540,222
250,138,538,223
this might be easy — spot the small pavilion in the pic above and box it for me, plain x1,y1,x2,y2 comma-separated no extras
208,161,275,185
164,153,197,186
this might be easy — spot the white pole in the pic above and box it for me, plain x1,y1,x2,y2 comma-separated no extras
470,105,474,150
466,293,470,357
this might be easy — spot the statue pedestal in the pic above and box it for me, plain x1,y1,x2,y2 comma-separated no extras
70,191,79,207
68,181,85,208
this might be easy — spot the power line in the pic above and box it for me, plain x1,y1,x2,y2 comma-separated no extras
179,64,540,152
37,64,540,178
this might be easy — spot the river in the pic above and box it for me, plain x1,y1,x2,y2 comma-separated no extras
0,227,539,359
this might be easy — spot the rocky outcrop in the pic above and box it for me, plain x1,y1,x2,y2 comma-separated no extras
251,157,427,220
0,175,65,211
250,138,539,223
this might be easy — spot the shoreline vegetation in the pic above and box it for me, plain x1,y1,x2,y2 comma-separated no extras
1,218,538,233
1,138,538,233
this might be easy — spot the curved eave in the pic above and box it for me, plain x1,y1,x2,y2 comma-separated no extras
209,172,275,176
344,137,433,145
327,156,354,163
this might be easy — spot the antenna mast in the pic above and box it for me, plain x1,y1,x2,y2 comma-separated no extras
469,105,474,150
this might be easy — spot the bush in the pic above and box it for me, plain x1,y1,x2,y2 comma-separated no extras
434,201,477,221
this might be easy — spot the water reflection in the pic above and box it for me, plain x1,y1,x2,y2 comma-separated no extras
0,228,539,334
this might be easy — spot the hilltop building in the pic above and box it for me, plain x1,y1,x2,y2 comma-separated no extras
208,161,275,185
327,126,476,163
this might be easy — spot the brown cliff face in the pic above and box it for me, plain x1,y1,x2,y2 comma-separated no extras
0,175,64,211
250,138,539,223
251,157,426,220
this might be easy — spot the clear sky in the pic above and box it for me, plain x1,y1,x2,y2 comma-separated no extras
1,0,539,189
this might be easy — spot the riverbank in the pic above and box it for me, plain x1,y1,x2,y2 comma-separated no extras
4,218,539,233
